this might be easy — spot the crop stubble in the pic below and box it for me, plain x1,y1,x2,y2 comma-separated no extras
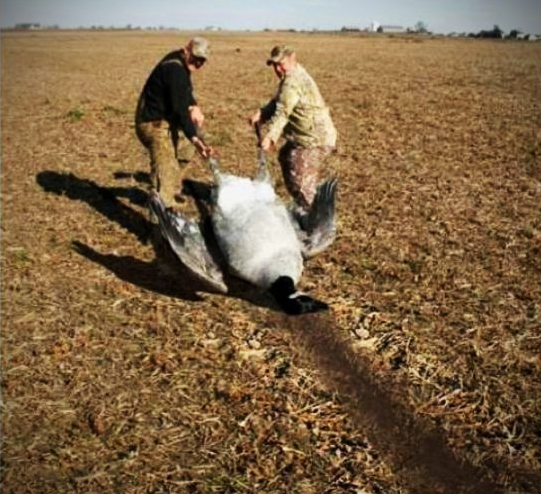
2,30,541,493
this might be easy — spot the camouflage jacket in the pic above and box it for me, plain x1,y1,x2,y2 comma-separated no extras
261,63,337,148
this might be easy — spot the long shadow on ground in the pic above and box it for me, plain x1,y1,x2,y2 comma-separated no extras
72,241,205,301
268,312,510,494
36,170,279,310
71,239,280,310
37,170,151,243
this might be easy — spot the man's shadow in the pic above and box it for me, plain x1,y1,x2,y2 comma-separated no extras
37,170,151,243
36,170,277,309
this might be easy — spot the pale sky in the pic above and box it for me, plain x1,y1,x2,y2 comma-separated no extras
1,0,540,35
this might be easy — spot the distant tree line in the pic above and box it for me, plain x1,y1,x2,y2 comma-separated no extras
8,23,181,31
5,21,540,39
470,25,504,38
468,24,535,40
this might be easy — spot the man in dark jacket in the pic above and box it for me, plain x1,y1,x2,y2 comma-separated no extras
136,37,211,208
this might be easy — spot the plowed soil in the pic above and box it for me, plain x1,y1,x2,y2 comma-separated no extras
2,30,541,493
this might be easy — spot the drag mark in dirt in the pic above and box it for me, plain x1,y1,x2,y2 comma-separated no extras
268,312,503,494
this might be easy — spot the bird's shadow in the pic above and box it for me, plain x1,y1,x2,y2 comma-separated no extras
71,240,205,301
36,170,278,309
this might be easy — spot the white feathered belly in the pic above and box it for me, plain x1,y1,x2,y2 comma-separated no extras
212,176,303,289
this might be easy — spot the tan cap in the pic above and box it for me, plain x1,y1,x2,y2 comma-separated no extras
266,45,294,65
190,37,210,59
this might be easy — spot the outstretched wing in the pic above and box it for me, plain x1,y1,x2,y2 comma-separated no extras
291,177,338,258
148,192,227,293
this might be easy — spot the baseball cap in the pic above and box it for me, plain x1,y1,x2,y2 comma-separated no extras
266,45,294,65
190,37,210,59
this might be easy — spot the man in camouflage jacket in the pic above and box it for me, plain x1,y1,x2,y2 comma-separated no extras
250,45,337,209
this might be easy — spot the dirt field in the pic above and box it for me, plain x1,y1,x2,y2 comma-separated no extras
2,30,541,493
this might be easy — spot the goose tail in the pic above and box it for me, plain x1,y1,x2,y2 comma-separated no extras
270,276,328,315
292,177,338,258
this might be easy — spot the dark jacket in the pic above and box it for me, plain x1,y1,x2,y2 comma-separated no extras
140,50,198,139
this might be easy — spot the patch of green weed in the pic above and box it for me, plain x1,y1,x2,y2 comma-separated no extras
66,107,85,120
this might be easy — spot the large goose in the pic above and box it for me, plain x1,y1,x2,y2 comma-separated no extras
149,156,337,315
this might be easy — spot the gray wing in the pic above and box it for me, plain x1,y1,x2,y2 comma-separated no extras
149,192,227,293
291,177,338,258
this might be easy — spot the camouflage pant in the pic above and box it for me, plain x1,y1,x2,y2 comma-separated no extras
278,141,335,209
135,95,193,208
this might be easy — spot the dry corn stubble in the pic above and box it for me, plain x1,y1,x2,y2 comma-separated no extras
2,29,541,493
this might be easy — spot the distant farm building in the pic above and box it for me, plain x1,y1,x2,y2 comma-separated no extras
380,25,406,33
367,22,406,33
